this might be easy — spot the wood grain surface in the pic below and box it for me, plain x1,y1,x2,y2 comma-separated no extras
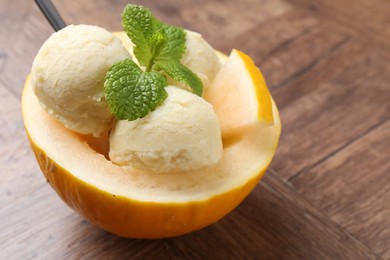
1,0,389,259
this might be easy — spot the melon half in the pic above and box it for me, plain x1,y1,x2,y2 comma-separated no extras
21,32,281,238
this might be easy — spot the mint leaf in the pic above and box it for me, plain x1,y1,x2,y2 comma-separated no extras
122,5,187,71
122,5,154,66
104,59,168,120
153,22,186,62
156,60,203,96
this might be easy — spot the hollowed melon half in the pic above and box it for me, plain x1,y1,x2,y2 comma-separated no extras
21,33,281,238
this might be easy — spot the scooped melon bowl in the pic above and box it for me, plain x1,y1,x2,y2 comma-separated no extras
22,33,281,239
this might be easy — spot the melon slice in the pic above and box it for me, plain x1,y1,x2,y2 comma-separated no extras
205,49,274,136
21,32,281,238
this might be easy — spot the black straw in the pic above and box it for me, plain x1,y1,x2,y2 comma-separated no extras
35,0,66,31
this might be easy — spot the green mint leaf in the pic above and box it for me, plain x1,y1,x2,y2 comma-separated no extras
156,60,203,96
122,5,186,70
122,5,154,66
153,22,186,62
104,59,168,121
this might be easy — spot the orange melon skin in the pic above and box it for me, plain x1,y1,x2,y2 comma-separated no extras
27,133,266,238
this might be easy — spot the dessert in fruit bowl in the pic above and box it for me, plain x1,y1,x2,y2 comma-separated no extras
22,4,281,238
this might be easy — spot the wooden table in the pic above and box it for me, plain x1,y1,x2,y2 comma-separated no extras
1,0,389,259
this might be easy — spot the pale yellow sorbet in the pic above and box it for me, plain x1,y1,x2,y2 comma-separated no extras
109,86,223,172
181,31,221,87
31,24,131,137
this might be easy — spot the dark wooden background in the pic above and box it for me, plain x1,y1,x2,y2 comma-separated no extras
1,0,389,259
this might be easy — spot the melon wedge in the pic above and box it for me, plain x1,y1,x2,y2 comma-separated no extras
21,32,281,238
205,49,274,136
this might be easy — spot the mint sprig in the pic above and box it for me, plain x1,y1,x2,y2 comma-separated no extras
104,4,203,121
